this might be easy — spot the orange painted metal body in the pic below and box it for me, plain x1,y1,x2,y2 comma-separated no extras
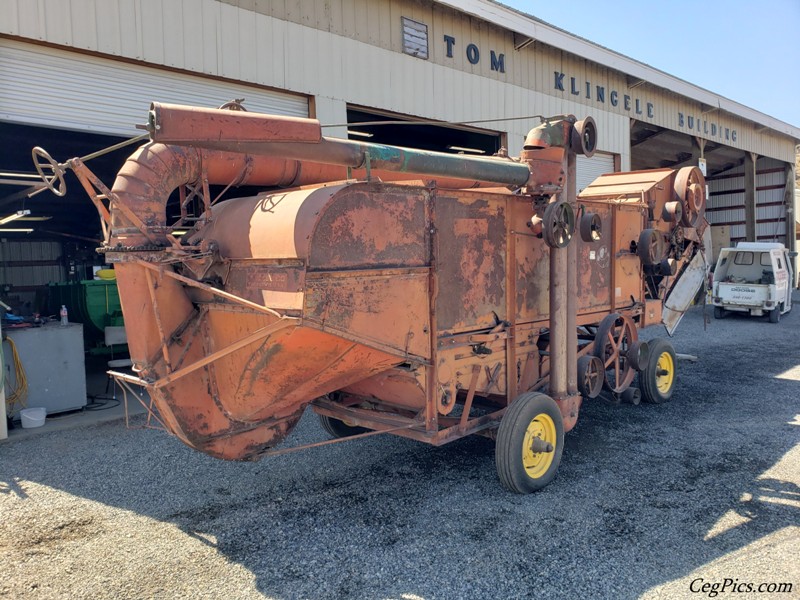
65,104,706,462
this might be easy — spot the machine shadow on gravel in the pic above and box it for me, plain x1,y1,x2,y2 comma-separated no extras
1,303,798,599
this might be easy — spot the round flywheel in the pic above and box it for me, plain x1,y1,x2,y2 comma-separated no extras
593,313,638,393
577,354,604,399
543,200,575,248
571,117,597,158
579,212,602,242
674,166,706,227
637,229,664,266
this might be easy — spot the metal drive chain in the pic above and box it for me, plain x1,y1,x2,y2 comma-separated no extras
97,244,165,253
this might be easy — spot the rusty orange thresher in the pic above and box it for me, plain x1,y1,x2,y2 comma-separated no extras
33,103,708,492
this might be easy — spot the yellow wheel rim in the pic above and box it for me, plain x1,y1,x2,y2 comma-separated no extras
522,413,557,479
655,351,675,394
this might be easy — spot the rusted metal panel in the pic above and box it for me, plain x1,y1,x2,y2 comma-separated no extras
204,309,398,421
204,186,345,260
514,199,552,322
578,169,674,198
434,193,507,333
308,185,429,269
342,368,427,411
575,202,613,313
641,299,663,328
304,270,431,360
613,206,646,306
218,261,307,312
115,266,403,461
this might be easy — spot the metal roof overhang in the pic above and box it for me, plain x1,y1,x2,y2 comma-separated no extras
436,0,800,142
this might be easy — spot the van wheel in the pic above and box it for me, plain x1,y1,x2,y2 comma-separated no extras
319,414,368,439
495,393,564,493
639,338,677,404
713,306,726,319
769,306,781,323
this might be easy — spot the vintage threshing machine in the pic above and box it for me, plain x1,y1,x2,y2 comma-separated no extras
32,103,709,492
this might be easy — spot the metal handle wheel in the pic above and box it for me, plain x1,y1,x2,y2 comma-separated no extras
32,146,67,197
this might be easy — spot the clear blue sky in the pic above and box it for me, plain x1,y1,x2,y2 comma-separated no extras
502,0,800,128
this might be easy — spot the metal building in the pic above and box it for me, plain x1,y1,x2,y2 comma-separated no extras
1,0,798,309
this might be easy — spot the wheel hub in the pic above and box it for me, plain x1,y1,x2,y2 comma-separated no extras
522,414,557,478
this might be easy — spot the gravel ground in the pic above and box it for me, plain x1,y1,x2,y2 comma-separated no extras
1,296,798,600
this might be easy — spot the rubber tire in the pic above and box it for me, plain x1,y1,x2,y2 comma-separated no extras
713,306,726,319
769,306,780,323
639,338,677,404
495,392,564,494
318,414,368,439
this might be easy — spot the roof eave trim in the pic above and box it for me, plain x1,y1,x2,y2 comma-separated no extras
435,0,800,141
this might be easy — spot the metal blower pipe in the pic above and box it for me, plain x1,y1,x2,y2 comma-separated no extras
149,102,323,145
149,103,533,188
549,222,569,399
566,152,578,396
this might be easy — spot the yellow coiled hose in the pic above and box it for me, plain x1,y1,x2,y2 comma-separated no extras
2,336,28,412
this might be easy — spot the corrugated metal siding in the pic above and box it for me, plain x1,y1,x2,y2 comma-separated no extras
0,38,308,136
1,240,60,261
707,157,789,242
0,240,65,288
755,161,787,241
1,0,793,162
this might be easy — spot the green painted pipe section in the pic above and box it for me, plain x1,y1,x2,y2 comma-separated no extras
357,141,531,186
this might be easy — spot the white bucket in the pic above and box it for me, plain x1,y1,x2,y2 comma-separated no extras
20,407,46,429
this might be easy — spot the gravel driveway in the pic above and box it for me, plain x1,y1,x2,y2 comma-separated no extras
2,297,798,600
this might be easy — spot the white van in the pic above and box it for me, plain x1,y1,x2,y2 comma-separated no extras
711,242,794,323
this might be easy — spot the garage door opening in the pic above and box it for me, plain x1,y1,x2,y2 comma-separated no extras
345,107,503,156
0,122,133,243
630,120,744,178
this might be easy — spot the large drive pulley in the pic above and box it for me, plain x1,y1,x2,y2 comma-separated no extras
637,229,665,266
674,166,706,228
593,313,638,393
543,200,575,248
570,117,597,158
579,211,602,242
577,354,604,398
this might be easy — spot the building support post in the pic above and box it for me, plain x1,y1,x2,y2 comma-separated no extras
784,160,797,286
693,136,706,161
744,152,758,242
